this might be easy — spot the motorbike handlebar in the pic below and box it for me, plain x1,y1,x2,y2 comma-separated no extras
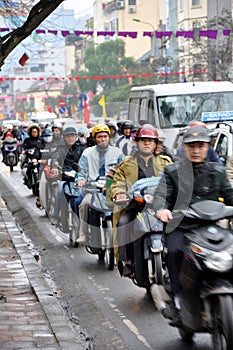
113,197,129,206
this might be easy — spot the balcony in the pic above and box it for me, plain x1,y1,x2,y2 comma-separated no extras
104,1,116,13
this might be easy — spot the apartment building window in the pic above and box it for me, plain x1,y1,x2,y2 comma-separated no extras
193,21,201,40
30,64,45,73
180,0,184,11
111,19,118,32
104,22,110,31
192,0,201,7
193,63,202,77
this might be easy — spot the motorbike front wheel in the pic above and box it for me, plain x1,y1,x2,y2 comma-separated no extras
69,210,80,247
105,219,114,271
48,181,59,217
153,252,163,285
212,295,233,350
32,171,39,196
59,193,69,233
9,157,14,172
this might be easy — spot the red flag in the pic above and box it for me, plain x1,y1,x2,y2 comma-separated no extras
83,99,90,123
84,109,90,124
19,53,29,66
83,99,87,110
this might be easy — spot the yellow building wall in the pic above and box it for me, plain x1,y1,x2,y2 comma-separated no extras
117,1,161,60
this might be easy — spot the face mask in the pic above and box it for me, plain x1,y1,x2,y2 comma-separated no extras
79,137,86,144
43,136,53,143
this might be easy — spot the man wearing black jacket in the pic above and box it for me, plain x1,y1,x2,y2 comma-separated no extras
50,126,85,226
153,125,233,327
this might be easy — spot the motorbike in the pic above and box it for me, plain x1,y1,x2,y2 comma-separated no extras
115,176,164,292
84,177,115,270
63,178,84,247
39,161,59,216
53,168,77,235
152,200,233,349
22,148,40,196
2,137,19,172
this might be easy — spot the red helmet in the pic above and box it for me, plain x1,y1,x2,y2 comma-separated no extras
135,124,158,141
189,121,207,128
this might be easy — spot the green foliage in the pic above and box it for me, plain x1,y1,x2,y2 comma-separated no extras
72,39,137,95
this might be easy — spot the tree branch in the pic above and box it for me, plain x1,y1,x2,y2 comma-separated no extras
0,0,65,70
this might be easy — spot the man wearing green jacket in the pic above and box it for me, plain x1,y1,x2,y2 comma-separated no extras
109,124,172,278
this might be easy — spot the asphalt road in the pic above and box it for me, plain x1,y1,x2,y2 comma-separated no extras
0,161,212,350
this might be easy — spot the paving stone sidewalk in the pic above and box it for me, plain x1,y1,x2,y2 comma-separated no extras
0,197,84,350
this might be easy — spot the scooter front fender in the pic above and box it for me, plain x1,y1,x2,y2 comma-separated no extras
150,233,163,253
7,153,16,165
144,233,163,259
201,281,233,299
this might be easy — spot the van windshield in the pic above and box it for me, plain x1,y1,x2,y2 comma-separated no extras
157,91,233,128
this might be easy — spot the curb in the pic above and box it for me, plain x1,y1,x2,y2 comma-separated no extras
0,198,84,350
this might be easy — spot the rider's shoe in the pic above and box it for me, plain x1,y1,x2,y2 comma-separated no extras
122,264,135,278
36,197,43,210
76,234,87,244
51,216,58,226
168,308,182,327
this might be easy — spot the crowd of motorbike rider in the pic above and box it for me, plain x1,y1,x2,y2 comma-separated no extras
2,116,232,331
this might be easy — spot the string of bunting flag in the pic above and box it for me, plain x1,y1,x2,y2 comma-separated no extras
0,27,232,39
0,68,206,82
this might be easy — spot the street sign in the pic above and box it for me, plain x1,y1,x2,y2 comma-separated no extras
59,99,66,107
59,106,67,114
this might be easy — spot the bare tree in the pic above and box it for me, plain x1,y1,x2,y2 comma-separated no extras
0,0,65,70
176,8,233,82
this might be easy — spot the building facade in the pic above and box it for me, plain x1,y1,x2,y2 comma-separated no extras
169,0,232,81
93,0,166,60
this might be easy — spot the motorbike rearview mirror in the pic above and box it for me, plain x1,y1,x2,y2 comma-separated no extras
72,163,80,172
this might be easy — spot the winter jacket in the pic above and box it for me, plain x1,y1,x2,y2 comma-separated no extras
116,135,133,156
50,140,85,175
76,145,124,182
109,154,172,200
153,158,233,231
22,136,42,160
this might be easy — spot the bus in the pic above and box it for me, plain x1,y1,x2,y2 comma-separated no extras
128,81,233,148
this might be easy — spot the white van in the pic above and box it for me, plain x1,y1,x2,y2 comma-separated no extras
128,81,233,147
29,111,57,125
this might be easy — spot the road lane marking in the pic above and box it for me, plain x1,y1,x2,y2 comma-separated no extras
86,275,153,349
49,228,64,242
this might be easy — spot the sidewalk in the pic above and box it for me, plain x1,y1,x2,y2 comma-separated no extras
0,197,84,350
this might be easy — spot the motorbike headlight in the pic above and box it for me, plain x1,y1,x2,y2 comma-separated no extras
144,194,153,203
204,251,232,272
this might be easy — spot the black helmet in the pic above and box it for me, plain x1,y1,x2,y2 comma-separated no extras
131,122,140,133
117,119,128,129
121,120,133,132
